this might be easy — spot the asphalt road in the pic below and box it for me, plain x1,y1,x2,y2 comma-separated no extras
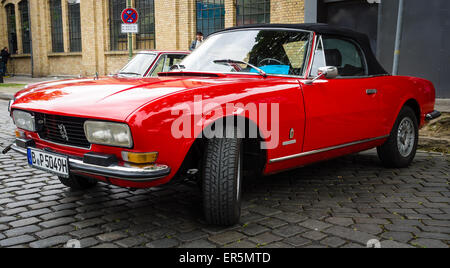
0,100,449,248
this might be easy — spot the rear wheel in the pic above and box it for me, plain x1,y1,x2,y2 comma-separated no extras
377,106,419,168
202,127,243,226
58,175,98,190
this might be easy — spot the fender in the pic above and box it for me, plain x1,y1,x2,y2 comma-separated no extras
380,76,436,133
389,96,419,131
126,76,304,185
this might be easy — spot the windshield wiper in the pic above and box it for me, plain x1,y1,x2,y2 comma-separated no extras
118,72,142,76
213,59,267,78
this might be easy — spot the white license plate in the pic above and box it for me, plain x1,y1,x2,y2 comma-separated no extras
27,148,69,178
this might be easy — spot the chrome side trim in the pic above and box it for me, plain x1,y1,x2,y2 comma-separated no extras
282,140,297,146
269,135,389,164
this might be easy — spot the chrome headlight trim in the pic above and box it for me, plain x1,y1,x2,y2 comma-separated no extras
84,121,133,148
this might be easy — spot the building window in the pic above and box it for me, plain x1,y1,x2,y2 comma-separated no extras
109,0,127,51
50,0,64,52
5,4,17,54
19,0,31,54
68,0,82,52
196,0,225,37
136,0,155,50
236,0,271,26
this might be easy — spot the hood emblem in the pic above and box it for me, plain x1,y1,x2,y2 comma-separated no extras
58,124,69,142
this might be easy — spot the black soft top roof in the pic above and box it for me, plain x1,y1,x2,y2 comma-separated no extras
215,23,388,76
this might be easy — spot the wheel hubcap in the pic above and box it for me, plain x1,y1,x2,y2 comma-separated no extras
397,117,415,157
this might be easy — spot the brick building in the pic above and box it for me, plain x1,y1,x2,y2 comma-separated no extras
0,0,306,77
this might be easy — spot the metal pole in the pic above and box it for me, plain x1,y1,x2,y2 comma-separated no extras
392,0,404,75
127,0,133,61
376,0,383,59
28,0,34,78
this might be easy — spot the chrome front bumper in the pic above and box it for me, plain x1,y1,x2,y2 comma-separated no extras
11,143,171,182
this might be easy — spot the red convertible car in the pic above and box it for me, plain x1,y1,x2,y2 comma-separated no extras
6,24,440,225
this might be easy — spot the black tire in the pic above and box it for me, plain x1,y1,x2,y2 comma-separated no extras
59,175,98,190
202,128,243,226
377,106,419,168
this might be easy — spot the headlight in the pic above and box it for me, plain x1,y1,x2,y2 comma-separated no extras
13,110,36,132
84,121,133,148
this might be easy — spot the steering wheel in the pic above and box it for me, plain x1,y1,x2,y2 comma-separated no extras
258,58,285,66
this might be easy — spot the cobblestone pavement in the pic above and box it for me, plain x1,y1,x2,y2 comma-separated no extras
0,100,449,248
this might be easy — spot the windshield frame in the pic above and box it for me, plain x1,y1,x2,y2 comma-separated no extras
178,28,314,79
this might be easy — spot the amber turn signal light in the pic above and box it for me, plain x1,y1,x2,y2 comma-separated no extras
15,130,25,138
121,152,158,164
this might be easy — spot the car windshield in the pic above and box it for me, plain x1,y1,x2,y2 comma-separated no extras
179,29,311,76
118,53,157,77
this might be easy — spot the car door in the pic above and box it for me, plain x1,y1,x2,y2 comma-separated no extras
301,35,383,152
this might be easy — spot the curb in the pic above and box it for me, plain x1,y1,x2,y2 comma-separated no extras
435,99,450,113
0,92,13,101
417,150,449,156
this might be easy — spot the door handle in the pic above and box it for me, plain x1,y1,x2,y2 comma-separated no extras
366,89,378,95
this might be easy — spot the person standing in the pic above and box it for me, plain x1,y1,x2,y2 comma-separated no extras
189,32,204,51
1,47,11,77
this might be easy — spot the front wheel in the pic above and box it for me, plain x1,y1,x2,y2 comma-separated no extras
202,128,243,226
377,106,419,168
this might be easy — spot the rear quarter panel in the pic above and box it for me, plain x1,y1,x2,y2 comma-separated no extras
377,75,436,132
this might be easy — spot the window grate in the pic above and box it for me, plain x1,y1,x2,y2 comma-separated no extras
50,0,64,53
109,0,127,51
5,4,17,54
19,0,31,54
196,0,225,37
236,0,271,26
68,1,82,52
136,0,156,50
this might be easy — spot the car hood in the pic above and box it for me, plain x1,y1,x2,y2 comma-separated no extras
12,76,249,121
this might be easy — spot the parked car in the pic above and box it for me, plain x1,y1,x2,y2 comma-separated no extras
13,51,190,90
116,51,190,78
6,24,440,225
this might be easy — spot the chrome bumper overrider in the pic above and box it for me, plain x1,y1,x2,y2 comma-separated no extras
11,143,171,182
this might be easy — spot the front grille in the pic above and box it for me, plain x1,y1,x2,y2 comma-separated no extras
37,113,91,149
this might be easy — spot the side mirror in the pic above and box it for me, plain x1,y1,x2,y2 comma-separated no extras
318,66,338,79
304,66,338,85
